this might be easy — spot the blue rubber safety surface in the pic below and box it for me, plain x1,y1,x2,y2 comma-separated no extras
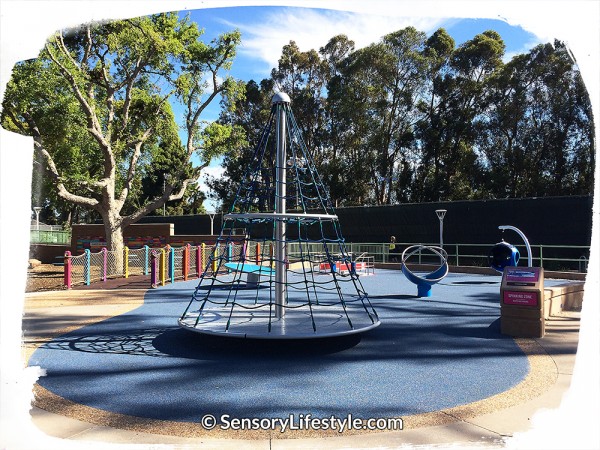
29,270,567,423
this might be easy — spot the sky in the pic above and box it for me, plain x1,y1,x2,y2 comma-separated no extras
177,6,544,200
182,7,543,121
0,2,598,449
187,6,541,80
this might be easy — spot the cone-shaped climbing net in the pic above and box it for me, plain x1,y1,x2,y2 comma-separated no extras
178,92,380,338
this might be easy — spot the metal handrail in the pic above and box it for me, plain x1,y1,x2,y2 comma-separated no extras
345,241,590,272
30,229,71,245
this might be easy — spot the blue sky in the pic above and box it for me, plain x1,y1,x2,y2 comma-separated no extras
179,6,543,203
183,6,541,123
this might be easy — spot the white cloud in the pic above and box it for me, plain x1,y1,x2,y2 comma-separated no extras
198,164,226,191
197,164,226,211
503,36,544,63
223,7,447,71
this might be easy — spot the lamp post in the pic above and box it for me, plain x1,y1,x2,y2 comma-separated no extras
208,213,216,235
33,206,42,230
33,207,42,242
435,209,447,248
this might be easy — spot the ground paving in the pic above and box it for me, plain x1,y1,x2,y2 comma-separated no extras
18,271,593,449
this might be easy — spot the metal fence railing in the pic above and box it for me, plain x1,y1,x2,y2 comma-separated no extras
126,247,149,277
30,229,71,245
343,242,591,273
61,240,590,289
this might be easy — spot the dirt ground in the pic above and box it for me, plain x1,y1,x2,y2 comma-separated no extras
26,264,67,293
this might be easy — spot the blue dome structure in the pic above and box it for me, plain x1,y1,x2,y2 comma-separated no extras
489,241,520,272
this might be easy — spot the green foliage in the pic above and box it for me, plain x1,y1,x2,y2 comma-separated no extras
1,12,242,246
214,28,593,208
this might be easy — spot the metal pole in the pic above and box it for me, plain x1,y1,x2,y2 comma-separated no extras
273,92,290,319
209,213,216,235
435,209,447,264
33,207,42,242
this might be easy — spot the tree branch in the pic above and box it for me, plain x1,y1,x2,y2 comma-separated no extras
121,177,194,228
44,39,111,152
24,112,99,209
117,128,153,207
119,56,143,132
56,31,84,75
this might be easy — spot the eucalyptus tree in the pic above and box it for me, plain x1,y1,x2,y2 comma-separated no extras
339,27,427,205
271,40,329,166
413,28,455,201
442,30,506,199
212,40,334,211
318,34,360,206
479,40,595,197
413,30,505,201
207,78,272,212
1,13,242,268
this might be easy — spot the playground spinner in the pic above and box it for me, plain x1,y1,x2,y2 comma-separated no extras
178,92,380,338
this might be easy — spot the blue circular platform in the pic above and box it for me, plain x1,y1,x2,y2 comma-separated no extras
29,270,550,423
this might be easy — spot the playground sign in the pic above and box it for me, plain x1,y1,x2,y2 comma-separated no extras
500,266,545,338
503,291,538,306
505,267,540,284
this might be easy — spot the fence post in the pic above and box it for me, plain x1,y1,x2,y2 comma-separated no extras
165,245,174,284
212,244,219,274
227,242,233,263
64,251,72,289
456,244,459,266
102,247,107,282
183,244,190,281
124,246,129,278
144,245,150,275
256,242,261,264
197,244,203,276
539,245,543,268
84,249,91,285
150,250,158,288
160,248,166,286
170,246,176,283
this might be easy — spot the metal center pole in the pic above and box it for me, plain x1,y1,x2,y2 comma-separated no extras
273,94,289,319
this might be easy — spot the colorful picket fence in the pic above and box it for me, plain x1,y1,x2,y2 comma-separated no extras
148,243,245,288
63,243,247,289
63,246,152,288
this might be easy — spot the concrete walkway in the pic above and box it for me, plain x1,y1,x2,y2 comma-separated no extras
21,280,586,449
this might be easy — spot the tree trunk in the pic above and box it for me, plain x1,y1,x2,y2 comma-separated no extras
104,213,124,276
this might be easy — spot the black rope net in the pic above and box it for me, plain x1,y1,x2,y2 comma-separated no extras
178,94,379,338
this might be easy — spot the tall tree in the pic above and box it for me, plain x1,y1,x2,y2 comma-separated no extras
338,27,427,204
444,30,505,200
207,27,594,209
1,13,242,267
271,41,328,165
206,79,271,212
413,30,505,201
413,28,455,201
319,35,359,206
479,40,595,197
